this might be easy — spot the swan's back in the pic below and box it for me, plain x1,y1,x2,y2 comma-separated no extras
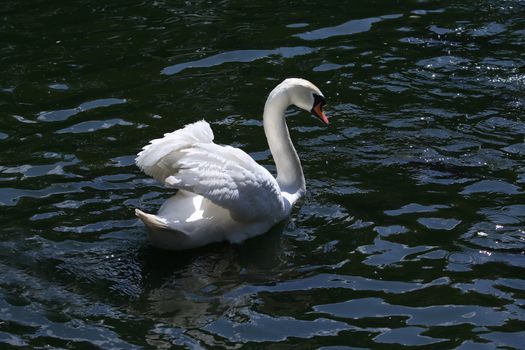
136,121,285,223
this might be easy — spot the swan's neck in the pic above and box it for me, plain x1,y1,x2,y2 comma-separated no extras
263,89,305,203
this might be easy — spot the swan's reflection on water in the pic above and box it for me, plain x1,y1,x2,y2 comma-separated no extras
129,221,350,346
133,222,290,328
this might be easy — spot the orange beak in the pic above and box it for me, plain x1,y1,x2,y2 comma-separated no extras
312,103,329,125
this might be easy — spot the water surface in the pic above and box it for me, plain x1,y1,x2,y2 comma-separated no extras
1,0,524,348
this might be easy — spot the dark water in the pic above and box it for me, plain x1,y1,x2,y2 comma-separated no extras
1,0,525,348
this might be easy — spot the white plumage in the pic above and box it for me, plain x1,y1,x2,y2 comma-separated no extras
135,78,328,250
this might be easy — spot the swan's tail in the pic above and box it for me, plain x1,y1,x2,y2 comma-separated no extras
135,209,169,230
135,209,193,250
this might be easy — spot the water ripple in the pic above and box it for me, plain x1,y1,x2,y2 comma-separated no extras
37,98,127,122
205,310,349,343
56,118,133,134
162,47,316,75
314,297,514,326
295,14,403,40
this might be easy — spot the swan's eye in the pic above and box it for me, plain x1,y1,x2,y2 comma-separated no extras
312,93,326,108
311,93,329,125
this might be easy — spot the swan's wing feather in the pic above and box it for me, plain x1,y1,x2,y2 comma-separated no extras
136,120,214,182
166,142,284,222
136,121,283,222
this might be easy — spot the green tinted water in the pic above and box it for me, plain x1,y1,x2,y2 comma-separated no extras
1,0,524,348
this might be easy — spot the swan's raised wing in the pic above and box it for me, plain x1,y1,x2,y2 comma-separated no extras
136,120,214,182
136,121,284,222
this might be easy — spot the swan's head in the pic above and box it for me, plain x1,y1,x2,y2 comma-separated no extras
284,78,329,125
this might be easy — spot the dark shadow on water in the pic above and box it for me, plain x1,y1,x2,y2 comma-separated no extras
235,220,289,269
137,220,289,290
129,221,290,327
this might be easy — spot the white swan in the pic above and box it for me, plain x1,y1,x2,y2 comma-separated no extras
135,78,328,250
